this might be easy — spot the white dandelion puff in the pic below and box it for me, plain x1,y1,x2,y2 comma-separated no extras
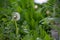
12,12,20,21
34,0,48,4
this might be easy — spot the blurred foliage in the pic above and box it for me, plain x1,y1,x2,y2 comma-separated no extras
0,0,60,40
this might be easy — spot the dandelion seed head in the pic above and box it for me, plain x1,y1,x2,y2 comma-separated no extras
12,12,20,21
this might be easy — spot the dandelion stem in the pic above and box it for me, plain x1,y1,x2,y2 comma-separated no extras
15,20,19,40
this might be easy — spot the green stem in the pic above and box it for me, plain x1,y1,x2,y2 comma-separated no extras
15,21,19,40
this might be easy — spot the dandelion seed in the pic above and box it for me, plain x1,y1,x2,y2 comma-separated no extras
46,10,50,15
36,37,40,40
12,12,20,21
34,5,38,9
34,0,48,4
36,37,42,40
